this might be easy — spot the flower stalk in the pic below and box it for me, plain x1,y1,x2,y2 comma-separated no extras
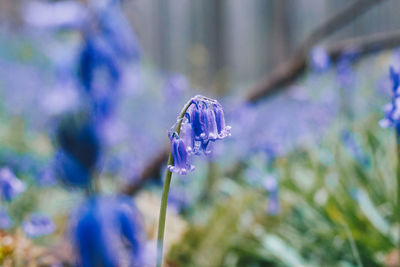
156,95,231,267
156,98,195,267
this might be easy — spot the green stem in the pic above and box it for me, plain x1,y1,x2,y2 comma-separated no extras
156,98,195,267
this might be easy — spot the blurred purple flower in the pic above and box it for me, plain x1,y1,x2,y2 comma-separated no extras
80,36,120,87
55,115,101,188
22,213,55,238
310,46,330,72
0,207,12,229
380,67,400,129
54,150,91,188
0,167,26,202
93,0,141,61
71,196,145,267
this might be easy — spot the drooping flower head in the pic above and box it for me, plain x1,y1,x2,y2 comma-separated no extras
167,95,231,175
0,167,26,202
22,213,55,238
380,67,400,130
71,196,144,267
188,97,231,151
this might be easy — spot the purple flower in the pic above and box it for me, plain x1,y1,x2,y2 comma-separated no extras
167,135,194,175
0,208,12,229
180,119,194,154
72,196,144,267
0,167,26,202
168,95,230,175
310,46,330,72
380,67,400,129
390,66,400,94
22,213,55,238
187,98,231,153
55,115,101,188
213,104,231,139
54,150,91,188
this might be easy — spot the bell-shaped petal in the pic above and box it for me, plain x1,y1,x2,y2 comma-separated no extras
213,104,231,139
168,137,194,175
205,109,219,140
180,120,195,154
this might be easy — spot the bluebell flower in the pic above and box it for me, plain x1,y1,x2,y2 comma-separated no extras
22,213,55,238
0,207,12,229
78,36,120,94
180,119,194,154
94,0,141,61
390,66,400,94
167,135,195,175
188,98,231,152
310,46,330,72
54,150,91,188
168,95,230,175
72,196,144,267
380,67,400,129
57,115,101,173
213,104,231,139
0,167,26,202
54,114,100,188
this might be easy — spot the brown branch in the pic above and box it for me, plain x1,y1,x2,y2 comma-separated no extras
246,0,385,103
327,30,400,60
121,0,390,196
